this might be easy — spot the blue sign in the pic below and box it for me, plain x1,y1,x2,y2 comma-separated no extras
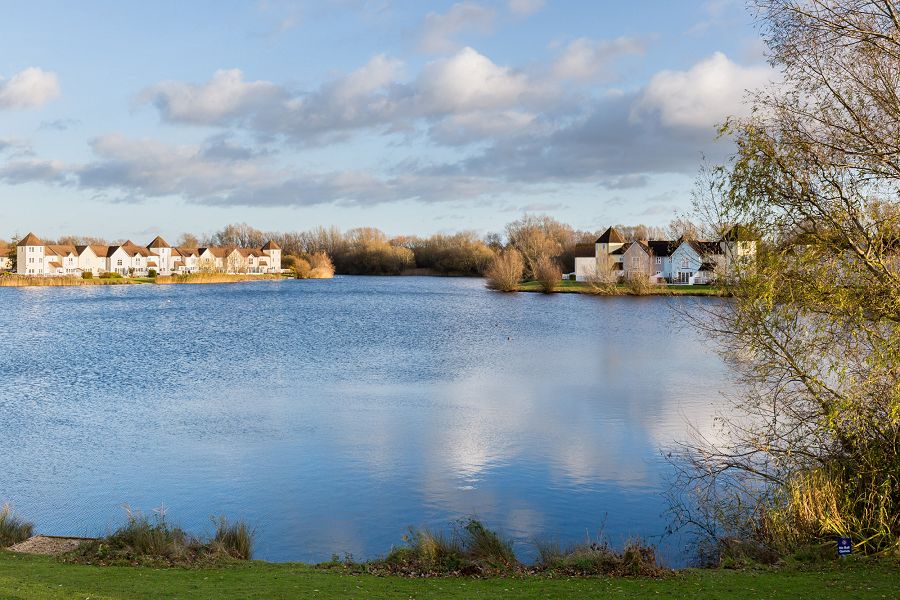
837,537,852,556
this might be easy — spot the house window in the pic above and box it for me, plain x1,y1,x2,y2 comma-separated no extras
681,256,689,268
656,257,661,264
632,256,639,268
117,259,123,266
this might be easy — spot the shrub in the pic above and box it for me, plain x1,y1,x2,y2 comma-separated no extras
148,269,157,278
307,251,335,278
81,271,93,279
625,273,651,295
0,504,33,547
292,257,312,279
99,272,123,279
533,256,562,294
485,249,524,292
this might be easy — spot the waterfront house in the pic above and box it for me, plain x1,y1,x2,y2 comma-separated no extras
15,233,283,276
0,241,12,271
574,226,756,284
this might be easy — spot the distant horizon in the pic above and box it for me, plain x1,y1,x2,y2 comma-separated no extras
1,1,772,240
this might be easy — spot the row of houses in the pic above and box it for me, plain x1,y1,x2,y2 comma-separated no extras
13,233,283,276
573,226,757,284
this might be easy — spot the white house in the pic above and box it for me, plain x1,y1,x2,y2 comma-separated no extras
15,232,284,276
574,226,757,284
574,227,626,281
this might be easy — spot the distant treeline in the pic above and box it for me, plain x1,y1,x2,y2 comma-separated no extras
5,217,699,278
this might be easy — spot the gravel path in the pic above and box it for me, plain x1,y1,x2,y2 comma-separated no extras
8,535,96,556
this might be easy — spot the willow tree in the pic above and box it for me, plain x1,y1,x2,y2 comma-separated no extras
673,0,900,559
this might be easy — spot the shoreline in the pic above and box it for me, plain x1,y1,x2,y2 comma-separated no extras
0,273,288,287
516,280,728,296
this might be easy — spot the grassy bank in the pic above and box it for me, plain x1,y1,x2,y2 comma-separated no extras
517,280,727,296
1,551,897,599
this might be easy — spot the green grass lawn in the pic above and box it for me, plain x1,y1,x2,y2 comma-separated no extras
1,551,897,600
517,280,726,296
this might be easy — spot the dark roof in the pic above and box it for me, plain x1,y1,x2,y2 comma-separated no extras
572,243,596,258
262,240,280,250
721,224,759,241
596,226,625,244
17,232,43,246
147,235,171,248
647,240,677,256
687,240,724,256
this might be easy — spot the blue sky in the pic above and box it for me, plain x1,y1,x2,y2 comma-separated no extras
0,0,772,241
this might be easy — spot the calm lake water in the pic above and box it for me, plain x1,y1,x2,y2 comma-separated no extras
0,277,729,565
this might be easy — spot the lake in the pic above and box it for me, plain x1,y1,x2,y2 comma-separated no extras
0,276,729,565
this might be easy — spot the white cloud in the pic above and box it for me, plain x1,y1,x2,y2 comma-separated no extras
140,48,541,145
0,68,60,109
140,68,283,125
419,2,495,54
631,52,773,129
507,0,545,16
417,47,528,113
551,37,647,82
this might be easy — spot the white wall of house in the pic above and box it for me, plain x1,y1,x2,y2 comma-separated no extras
670,242,703,284
107,247,131,275
77,248,101,275
18,244,46,275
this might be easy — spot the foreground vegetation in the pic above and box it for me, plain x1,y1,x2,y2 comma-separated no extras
670,0,900,566
1,551,897,599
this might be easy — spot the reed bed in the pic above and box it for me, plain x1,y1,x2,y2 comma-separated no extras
0,275,134,286
148,273,282,285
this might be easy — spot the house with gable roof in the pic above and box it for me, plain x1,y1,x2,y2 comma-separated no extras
14,232,284,277
573,225,757,284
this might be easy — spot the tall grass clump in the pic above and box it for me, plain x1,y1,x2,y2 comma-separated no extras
212,516,254,560
485,249,524,292
66,505,254,567
763,465,899,557
0,504,33,547
367,519,518,576
535,535,663,577
533,256,562,293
